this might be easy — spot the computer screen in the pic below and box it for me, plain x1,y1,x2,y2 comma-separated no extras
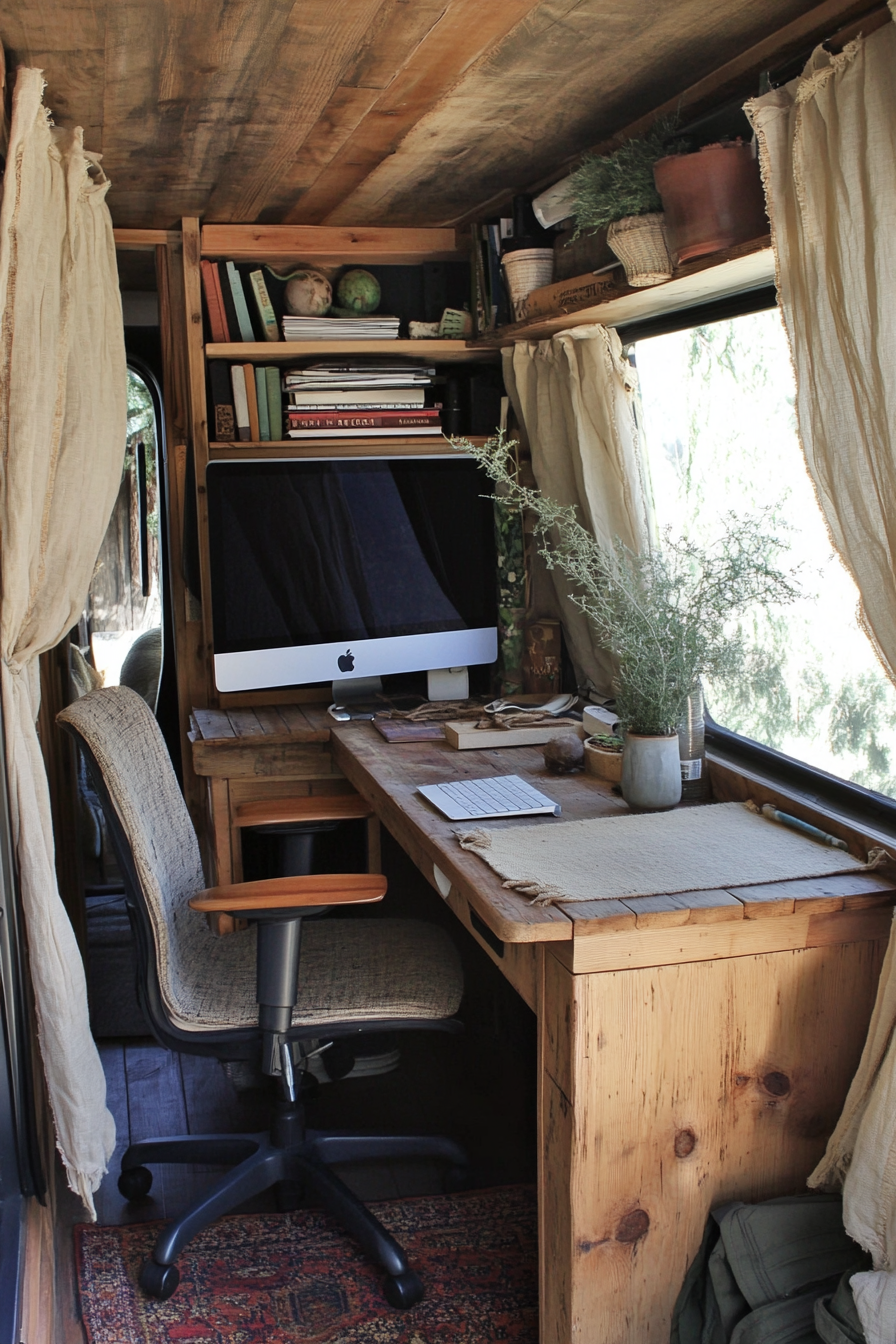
206,455,499,692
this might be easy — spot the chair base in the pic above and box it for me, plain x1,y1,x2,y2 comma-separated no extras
119,1099,467,1308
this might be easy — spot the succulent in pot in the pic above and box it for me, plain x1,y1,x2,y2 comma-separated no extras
452,432,800,810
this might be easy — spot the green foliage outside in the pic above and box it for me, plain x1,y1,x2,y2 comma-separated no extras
634,310,896,798
126,369,159,538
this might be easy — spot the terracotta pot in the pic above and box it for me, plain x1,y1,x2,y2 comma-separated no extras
653,144,768,265
620,732,682,811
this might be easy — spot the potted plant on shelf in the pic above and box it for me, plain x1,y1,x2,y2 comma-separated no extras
652,138,768,265
453,432,800,811
568,119,681,288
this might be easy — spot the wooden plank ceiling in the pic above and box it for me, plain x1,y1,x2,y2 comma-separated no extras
0,0,877,229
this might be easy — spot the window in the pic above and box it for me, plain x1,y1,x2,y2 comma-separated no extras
632,305,896,802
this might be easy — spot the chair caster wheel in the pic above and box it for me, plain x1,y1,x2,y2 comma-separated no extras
139,1259,180,1300
118,1166,153,1200
384,1269,424,1309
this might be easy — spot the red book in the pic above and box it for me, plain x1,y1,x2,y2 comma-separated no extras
286,410,441,430
200,259,230,343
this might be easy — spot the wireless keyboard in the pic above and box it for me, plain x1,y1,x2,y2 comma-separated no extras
417,774,561,822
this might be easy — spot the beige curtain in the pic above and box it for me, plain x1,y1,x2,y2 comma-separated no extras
0,69,125,1213
502,324,653,694
747,11,896,1320
747,11,896,685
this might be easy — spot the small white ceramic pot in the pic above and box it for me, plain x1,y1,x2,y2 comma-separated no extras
621,732,682,810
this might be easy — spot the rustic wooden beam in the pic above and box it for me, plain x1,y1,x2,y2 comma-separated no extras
200,222,463,263
113,228,179,250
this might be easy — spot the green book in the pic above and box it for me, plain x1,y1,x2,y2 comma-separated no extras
225,261,255,342
249,269,280,342
255,367,270,441
265,366,282,441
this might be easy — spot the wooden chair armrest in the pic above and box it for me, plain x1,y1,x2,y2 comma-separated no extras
232,796,373,828
189,872,387,914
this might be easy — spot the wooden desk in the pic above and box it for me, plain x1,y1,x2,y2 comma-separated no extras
326,721,895,1344
193,710,896,1343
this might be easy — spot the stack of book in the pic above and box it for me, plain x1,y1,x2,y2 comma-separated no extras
208,360,283,442
201,260,279,343
281,314,400,341
284,362,441,438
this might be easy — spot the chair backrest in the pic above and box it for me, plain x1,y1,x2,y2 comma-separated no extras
58,686,211,1036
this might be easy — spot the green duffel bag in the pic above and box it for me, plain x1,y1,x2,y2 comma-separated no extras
672,1195,870,1344
814,1271,866,1344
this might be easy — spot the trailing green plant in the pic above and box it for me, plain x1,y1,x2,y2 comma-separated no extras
452,431,801,737
569,117,682,238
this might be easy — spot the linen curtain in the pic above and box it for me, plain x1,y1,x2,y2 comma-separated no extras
0,68,125,1213
501,324,652,694
747,11,896,1336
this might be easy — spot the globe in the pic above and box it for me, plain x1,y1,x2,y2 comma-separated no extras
336,269,381,314
283,270,332,316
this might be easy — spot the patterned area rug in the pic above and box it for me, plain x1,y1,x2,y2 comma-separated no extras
75,1185,537,1343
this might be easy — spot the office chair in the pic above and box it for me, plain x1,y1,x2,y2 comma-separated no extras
58,686,465,1308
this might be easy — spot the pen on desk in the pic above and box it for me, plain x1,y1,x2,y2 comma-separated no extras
746,800,848,850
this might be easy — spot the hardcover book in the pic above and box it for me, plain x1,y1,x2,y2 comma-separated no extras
200,260,229,343
226,261,255,342
229,365,250,441
242,361,260,440
255,367,270,441
249,270,280,342
208,360,235,440
264,366,282,441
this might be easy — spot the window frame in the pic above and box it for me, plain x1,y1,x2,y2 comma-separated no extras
622,289,896,833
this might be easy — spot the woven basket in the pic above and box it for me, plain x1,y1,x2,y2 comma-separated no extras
501,247,554,320
607,213,672,288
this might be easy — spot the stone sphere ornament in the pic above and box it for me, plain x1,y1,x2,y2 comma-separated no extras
283,270,332,317
336,268,381,314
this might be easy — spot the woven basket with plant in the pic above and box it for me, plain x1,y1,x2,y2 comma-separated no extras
569,119,680,287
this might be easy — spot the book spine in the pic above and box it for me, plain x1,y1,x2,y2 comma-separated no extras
264,366,282,441
208,359,235,440
229,366,250,440
226,261,256,342
200,260,228,344
243,362,260,440
287,388,427,406
255,367,270,441
219,262,240,341
285,412,441,429
249,269,280,342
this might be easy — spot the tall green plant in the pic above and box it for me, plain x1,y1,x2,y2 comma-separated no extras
453,432,801,736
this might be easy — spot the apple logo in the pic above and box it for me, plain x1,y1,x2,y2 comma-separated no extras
337,649,355,673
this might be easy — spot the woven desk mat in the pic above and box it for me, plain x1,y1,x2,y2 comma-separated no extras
457,801,867,907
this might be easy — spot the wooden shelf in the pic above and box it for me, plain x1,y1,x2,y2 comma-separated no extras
474,235,775,346
200,223,465,266
208,435,486,459
205,339,497,363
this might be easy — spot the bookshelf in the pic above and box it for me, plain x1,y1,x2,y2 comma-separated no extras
180,217,501,718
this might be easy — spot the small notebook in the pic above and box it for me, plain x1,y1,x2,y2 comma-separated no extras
418,774,560,822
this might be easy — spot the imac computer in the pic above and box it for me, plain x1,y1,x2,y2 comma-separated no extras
205,455,499,694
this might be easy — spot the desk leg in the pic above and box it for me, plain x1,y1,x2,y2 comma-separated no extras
537,937,885,1344
207,778,235,886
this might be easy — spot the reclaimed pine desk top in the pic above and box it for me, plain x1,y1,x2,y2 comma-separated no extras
190,706,896,965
